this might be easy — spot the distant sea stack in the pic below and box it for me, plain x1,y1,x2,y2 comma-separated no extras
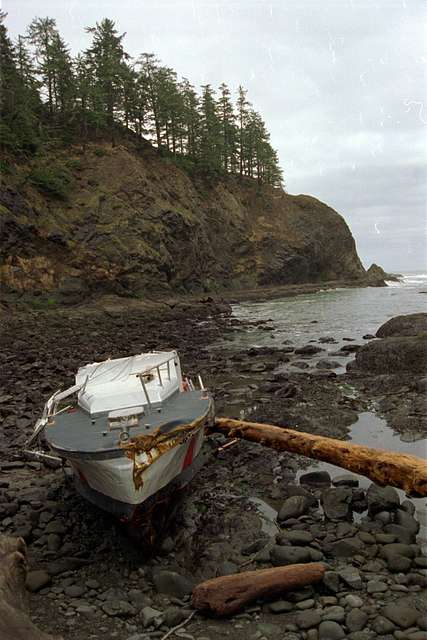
366,263,401,285
0,142,369,302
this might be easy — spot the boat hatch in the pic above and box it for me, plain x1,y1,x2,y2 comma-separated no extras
108,406,145,442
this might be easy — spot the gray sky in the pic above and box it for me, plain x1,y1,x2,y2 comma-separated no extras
5,0,427,271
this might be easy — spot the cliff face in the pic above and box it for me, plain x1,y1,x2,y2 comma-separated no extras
0,141,366,301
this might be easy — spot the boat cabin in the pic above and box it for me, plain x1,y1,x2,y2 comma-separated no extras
76,351,182,415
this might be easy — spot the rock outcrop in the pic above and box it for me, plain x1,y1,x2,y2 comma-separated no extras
366,263,399,285
0,141,367,301
350,313,427,374
376,313,427,338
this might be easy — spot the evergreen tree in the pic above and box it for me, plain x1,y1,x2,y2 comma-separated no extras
27,17,57,116
236,85,250,176
1,14,283,184
0,12,40,151
198,84,222,173
85,18,127,144
179,78,199,158
217,83,237,173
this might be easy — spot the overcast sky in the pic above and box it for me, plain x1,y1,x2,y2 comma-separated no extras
5,0,427,271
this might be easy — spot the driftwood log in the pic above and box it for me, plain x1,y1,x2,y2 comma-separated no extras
0,536,59,640
213,418,427,497
192,562,325,615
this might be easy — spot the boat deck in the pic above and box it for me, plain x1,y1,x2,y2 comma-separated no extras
45,390,212,460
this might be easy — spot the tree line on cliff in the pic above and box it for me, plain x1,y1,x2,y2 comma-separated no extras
0,14,283,187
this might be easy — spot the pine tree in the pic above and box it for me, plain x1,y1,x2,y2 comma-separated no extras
179,78,199,158
198,84,222,173
217,83,237,173
138,53,163,148
27,17,57,116
2,14,284,184
85,18,127,145
236,85,250,176
0,12,40,151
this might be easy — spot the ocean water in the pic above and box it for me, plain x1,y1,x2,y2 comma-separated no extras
227,272,427,535
228,271,427,351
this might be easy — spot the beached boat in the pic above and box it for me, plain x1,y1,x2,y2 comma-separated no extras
26,351,214,527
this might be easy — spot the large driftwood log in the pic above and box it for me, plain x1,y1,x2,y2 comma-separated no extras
213,418,427,497
0,536,59,640
192,562,325,615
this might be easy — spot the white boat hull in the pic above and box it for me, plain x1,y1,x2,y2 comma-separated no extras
68,428,205,518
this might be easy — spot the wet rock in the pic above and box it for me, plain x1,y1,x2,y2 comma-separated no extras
332,537,365,557
340,344,361,353
270,545,312,566
316,359,342,369
300,471,331,489
101,600,137,618
44,520,67,535
322,487,353,520
153,570,195,599
241,538,268,555
268,599,294,613
64,584,86,597
141,606,163,627
278,495,311,522
293,360,310,369
366,580,388,593
362,334,375,339
164,607,185,627
395,509,420,535
295,345,324,355
386,555,412,572
76,604,97,617
401,499,416,516
277,530,314,546
371,616,397,634
380,542,417,560
318,621,345,639
382,601,419,628
344,595,364,608
296,610,322,629
376,313,427,338
367,484,400,515
346,608,368,631
353,334,427,374
25,569,51,592
323,571,340,593
384,524,415,545
338,567,362,590
323,605,346,622
332,474,359,488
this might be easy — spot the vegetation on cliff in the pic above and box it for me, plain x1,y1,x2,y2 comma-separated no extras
0,13,369,303
0,14,282,186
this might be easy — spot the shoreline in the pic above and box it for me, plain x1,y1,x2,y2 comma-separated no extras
1,293,425,640
0,277,385,318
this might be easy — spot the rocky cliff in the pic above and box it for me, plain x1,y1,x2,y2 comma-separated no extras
0,141,367,302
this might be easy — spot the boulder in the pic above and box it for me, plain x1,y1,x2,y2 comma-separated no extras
382,601,419,628
321,487,353,520
376,313,427,337
278,495,311,522
270,545,312,566
153,570,195,599
300,470,331,489
367,484,400,515
352,334,427,374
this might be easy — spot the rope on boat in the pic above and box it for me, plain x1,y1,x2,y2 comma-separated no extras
120,417,205,490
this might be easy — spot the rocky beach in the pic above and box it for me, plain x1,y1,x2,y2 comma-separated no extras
0,293,426,640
